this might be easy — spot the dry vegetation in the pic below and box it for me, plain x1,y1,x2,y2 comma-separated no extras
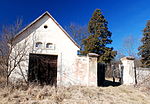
0,85,150,104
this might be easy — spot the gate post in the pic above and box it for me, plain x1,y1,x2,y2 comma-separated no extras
112,64,115,82
121,56,135,85
119,64,123,84
87,53,99,86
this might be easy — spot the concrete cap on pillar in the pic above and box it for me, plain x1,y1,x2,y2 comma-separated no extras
88,53,99,57
121,56,135,61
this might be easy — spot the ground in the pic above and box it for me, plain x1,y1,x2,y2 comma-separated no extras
0,84,150,104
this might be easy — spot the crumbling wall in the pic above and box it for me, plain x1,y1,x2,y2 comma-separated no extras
73,54,98,86
89,57,97,86
121,56,150,86
74,56,89,86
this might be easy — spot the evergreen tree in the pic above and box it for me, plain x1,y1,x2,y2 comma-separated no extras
138,20,150,67
81,9,116,63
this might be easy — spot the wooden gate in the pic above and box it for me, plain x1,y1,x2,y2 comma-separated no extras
28,53,57,86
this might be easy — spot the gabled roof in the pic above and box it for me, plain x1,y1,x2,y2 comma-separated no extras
15,11,80,48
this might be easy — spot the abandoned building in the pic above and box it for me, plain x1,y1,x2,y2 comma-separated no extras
10,11,99,86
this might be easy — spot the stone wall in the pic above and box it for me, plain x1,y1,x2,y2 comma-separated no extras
136,68,150,85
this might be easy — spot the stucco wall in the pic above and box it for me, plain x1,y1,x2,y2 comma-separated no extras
121,57,135,85
121,57,150,85
9,14,98,86
73,55,97,86
10,14,79,86
89,57,97,86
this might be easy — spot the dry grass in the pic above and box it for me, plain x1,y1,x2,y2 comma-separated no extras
0,85,150,104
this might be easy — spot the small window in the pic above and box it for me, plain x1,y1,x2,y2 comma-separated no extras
46,43,54,49
44,25,48,29
36,42,42,48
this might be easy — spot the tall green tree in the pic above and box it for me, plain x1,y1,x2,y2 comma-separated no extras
81,9,116,63
138,20,150,67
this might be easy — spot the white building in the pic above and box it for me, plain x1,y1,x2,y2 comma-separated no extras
10,11,98,86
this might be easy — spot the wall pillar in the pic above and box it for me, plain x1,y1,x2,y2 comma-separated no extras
121,56,135,85
87,53,99,86
74,53,98,86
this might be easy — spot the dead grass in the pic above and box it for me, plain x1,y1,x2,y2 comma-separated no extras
0,85,150,104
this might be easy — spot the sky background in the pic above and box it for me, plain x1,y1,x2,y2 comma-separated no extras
1,0,150,57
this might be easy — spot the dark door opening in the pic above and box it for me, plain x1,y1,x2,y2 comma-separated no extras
28,53,57,86
98,63,122,87
97,63,105,86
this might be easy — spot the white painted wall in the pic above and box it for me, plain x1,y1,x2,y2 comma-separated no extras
73,55,98,86
121,57,135,85
121,57,150,86
10,14,79,86
10,13,98,86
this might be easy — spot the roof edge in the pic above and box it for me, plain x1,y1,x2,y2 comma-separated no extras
14,11,81,48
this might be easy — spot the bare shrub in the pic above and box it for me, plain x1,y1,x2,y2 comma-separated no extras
0,19,29,85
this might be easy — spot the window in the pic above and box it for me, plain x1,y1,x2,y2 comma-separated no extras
46,43,54,49
35,42,42,48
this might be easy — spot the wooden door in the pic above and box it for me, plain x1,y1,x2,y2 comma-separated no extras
28,53,57,86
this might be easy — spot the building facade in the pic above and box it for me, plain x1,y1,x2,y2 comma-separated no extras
10,12,98,86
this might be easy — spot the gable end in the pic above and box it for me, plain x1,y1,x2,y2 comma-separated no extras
14,11,80,49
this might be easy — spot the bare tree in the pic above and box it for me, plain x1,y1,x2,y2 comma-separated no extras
123,35,136,56
118,35,139,58
66,23,89,49
0,19,29,85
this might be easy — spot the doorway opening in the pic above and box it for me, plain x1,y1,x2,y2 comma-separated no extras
28,53,57,86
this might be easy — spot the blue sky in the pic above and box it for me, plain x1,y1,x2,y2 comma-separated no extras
1,0,150,55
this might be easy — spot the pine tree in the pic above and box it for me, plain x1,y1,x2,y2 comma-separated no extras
81,9,116,63
138,20,150,67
